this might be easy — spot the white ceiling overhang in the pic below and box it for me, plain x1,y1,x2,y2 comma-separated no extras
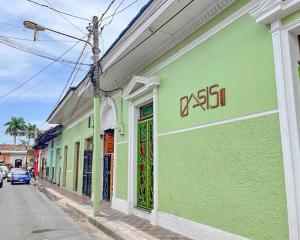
99,0,237,92
250,0,300,24
47,78,93,126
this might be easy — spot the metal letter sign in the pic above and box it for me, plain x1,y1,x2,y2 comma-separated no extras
180,84,226,117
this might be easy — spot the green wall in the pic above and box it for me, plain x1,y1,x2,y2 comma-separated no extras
155,14,277,134
158,114,288,240
60,113,93,194
283,10,300,26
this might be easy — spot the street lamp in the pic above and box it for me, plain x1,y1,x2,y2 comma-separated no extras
23,18,101,216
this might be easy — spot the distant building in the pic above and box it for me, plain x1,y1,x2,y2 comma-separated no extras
0,144,31,168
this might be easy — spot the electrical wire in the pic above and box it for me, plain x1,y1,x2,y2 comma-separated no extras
106,0,194,72
54,35,91,106
101,0,127,28
0,66,66,106
56,42,91,125
0,36,90,66
0,35,77,42
101,0,140,22
0,39,84,100
98,0,117,26
43,0,86,34
100,0,168,57
26,0,91,21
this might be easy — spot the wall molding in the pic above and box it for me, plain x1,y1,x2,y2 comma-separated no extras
158,109,278,137
270,19,300,240
250,0,300,24
157,211,249,240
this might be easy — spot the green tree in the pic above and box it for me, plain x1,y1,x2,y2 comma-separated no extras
4,117,26,144
25,123,39,144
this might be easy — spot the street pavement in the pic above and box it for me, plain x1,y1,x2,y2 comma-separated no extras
0,181,110,240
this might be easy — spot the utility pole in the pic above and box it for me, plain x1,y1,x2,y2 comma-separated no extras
91,16,101,216
23,16,102,216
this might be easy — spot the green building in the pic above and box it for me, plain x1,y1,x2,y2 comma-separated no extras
45,0,300,239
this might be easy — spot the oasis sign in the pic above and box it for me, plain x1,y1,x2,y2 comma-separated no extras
180,84,226,117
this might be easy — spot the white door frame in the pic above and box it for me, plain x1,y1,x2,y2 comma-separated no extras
100,97,118,201
127,88,159,224
271,19,300,240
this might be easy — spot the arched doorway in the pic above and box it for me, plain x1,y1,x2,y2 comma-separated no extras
15,159,22,168
101,97,117,201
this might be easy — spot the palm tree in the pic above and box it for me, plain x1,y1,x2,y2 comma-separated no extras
4,117,26,144
25,123,39,144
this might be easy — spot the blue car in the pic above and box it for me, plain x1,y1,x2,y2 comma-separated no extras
11,169,30,185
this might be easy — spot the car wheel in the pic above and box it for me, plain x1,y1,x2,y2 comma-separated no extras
0,181,3,188
26,181,30,185
11,181,14,185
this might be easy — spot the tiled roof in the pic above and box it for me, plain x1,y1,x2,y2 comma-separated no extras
0,144,27,151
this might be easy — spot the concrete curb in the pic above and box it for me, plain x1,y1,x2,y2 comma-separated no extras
32,180,126,240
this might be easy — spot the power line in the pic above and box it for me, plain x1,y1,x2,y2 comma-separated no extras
0,66,66,106
105,0,194,72
0,34,77,42
26,0,91,21
55,41,91,124
98,0,117,26
0,36,90,66
102,0,139,22
101,0,127,30
43,0,86,34
55,36,91,106
0,39,84,100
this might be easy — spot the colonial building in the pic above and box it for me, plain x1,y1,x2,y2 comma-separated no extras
44,0,300,239
0,144,30,168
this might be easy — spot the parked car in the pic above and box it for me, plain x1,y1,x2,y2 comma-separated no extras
11,169,30,185
0,170,4,188
7,168,17,182
0,165,9,178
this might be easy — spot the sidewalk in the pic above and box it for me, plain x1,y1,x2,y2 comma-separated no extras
33,178,191,240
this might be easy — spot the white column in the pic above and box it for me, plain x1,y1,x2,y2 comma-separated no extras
271,20,300,240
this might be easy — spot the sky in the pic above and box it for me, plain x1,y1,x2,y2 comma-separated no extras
0,0,149,144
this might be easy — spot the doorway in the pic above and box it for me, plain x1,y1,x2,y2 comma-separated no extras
102,129,114,201
15,159,22,168
137,103,153,210
82,137,93,197
62,146,68,187
73,142,80,192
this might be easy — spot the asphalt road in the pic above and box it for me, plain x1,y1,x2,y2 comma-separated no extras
0,181,110,240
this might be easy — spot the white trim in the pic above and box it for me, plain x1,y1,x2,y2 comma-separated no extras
102,0,175,71
64,110,93,131
158,109,278,137
157,211,249,240
123,76,160,101
100,97,118,201
117,140,128,145
151,87,158,225
270,19,300,240
127,92,158,223
250,0,300,24
111,197,129,214
144,0,259,77
100,97,118,131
